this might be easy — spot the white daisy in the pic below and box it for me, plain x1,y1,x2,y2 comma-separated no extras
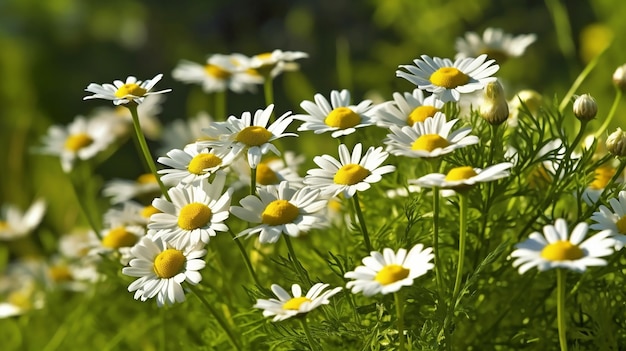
590,190,626,249
199,104,296,169
248,49,308,78
83,74,171,106
158,111,214,155
396,54,499,103
122,236,206,307
294,89,374,138
0,199,46,241
103,201,160,227
384,113,479,158
344,244,434,296
511,219,615,274
230,152,305,189
103,173,164,204
157,144,237,185
303,143,396,198
172,53,262,93
230,181,328,244
373,89,445,128
410,162,513,189
38,115,117,172
149,173,232,247
455,27,537,62
91,223,146,265
253,283,342,322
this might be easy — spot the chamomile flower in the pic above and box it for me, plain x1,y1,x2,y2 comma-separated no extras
149,173,232,247
38,115,117,172
199,104,296,169
157,144,237,185
455,27,537,62
582,163,618,205
103,173,164,204
158,111,214,155
93,223,146,265
122,236,206,307
396,54,499,103
104,201,160,227
511,219,615,274
253,283,342,322
295,89,374,138
384,113,479,158
590,190,626,249
304,143,396,198
344,244,434,296
230,181,327,244
0,199,46,241
410,162,513,189
249,49,308,78
172,54,262,93
230,152,304,189
84,74,171,105
373,89,445,128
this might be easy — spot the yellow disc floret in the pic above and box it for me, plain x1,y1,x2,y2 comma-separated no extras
616,216,626,234
64,133,94,152
540,241,584,261
177,203,212,230
407,106,439,125
411,134,449,152
256,163,279,185
204,64,231,80
333,164,370,185
429,67,470,88
141,205,160,219
324,107,361,129
102,227,139,249
589,165,615,190
235,126,272,147
115,83,147,99
445,166,478,181
282,296,311,310
137,173,157,184
261,200,299,226
153,249,185,278
187,154,223,175
375,264,410,285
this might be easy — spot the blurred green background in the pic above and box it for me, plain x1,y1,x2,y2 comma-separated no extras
1,0,626,233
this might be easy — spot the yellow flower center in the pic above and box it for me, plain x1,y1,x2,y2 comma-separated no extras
0,220,9,231
137,173,157,184
177,203,212,230
282,296,311,310
64,133,94,152
101,227,138,249
324,107,361,129
616,215,626,234
204,64,231,80
49,265,73,282
261,200,299,226
153,249,185,278
445,166,478,181
411,134,450,152
114,83,147,99
256,163,279,185
540,241,584,261
333,164,370,185
375,264,410,285
589,165,615,190
256,52,274,61
141,205,160,219
235,126,272,147
187,153,223,175
8,290,32,310
429,67,470,88
407,106,440,126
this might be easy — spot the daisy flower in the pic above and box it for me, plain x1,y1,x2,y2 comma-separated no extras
0,199,46,241
303,143,396,198
83,74,171,106
455,27,537,62
38,115,117,172
253,283,342,322
344,244,434,296
158,111,214,155
384,113,479,158
122,236,206,307
590,190,626,249
103,173,164,204
511,219,615,274
373,89,445,128
149,173,232,247
91,223,146,265
248,49,309,78
157,144,237,185
582,163,617,205
410,162,513,189
295,89,374,138
172,53,262,93
199,104,296,169
104,201,160,227
230,181,328,244
396,54,499,103
230,152,304,189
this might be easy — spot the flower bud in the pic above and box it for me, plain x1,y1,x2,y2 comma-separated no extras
612,64,626,91
606,128,626,157
480,79,509,125
573,94,597,121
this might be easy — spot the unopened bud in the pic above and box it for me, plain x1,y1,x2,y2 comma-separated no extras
480,79,509,125
607,128,626,157
573,94,597,121
613,64,626,91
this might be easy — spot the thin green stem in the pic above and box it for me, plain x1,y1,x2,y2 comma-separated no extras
69,162,102,238
228,229,264,289
557,45,608,114
284,235,309,285
545,0,575,67
263,77,275,110
452,194,468,307
299,318,320,351
556,269,568,351
126,104,171,201
214,90,227,121
594,88,622,139
352,193,372,252
188,284,242,351
432,187,444,299
250,167,257,196
394,291,406,351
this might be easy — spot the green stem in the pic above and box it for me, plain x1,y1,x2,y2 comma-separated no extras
188,284,242,351
452,194,468,307
250,167,257,196
432,187,445,299
556,269,569,351
557,44,608,114
545,0,575,68
126,104,171,202
214,90,227,121
352,193,372,252
594,88,622,139
284,235,309,285
394,291,406,351
263,77,275,110
69,162,102,238
299,318,320,351
228,229,264,289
